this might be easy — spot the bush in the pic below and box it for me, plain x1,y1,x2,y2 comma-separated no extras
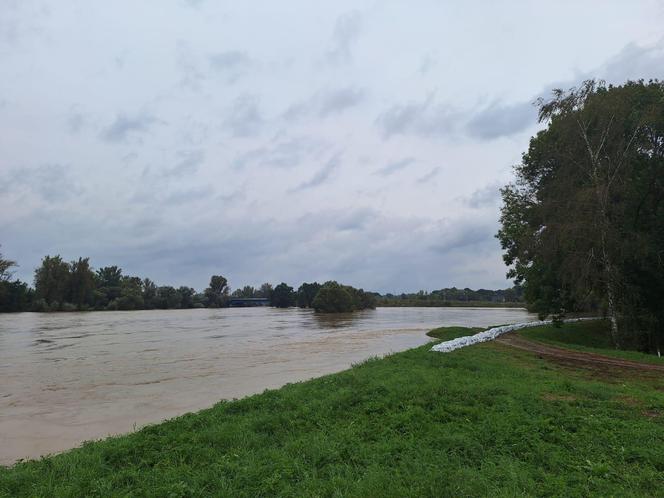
31,298,51,312
312,281,355,313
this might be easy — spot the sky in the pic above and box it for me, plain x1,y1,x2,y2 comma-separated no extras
1,0,664,293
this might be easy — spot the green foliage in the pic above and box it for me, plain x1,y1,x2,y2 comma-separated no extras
296,282,321,308
2,326,664,496
271,282,296,308
311,281,353,312
0,280,33,312
498,80,664,351
310,281,375,313
34,255,70,307
257,282,273,299
204,275,229,308
67,257,95,309
377,286,524,307
0,247,16,282
232,285,257,298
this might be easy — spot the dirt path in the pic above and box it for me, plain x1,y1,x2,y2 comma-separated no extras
496,333,664,373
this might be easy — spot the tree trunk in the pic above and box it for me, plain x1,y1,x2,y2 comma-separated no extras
605,278,619,348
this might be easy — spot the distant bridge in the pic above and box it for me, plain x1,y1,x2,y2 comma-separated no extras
228,297,271,307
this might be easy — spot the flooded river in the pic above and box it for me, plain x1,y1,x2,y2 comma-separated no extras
0,306,535,465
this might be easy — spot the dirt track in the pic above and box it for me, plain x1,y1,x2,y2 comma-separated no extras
496,333,664,373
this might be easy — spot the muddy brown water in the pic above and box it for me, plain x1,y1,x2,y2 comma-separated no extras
0,306,535,465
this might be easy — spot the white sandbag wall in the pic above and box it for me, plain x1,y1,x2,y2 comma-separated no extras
430,317,598,353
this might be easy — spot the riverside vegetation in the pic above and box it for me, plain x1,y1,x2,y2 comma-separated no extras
0,250,523,313
498,79,664,354
1,320,663,496
0,252,375,313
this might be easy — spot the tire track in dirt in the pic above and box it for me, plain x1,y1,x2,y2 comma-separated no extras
496,333,664,373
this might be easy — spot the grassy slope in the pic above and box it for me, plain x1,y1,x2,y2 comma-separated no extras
520,320,664,365
2,326,664,497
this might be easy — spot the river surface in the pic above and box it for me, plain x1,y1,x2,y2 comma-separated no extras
0,306,536,465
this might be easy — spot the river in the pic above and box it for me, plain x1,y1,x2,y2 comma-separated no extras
0,306,536,465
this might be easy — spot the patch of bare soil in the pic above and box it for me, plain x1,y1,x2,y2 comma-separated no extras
496,333,664,376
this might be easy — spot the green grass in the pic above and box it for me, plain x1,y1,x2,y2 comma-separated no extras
520,320,664,365
2,325,664,497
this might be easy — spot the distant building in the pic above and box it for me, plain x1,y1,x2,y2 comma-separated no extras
228,297,270,307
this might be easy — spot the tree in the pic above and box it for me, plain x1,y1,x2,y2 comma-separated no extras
0,280,32,312
312,281,353,312
67,257,95,309
271,282,295,308
178,286,196,308
498,79,664,351
34,255,71,307
232,285,256,298
95,266,123,306
204,275,229,308
114,276,144,310
296,282,321,308
155,286,181,309
142,278,158,309
257,283,273,299
0,246,16,282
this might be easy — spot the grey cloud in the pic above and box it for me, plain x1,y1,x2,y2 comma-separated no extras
291,154,340,191
101,112,159,142
1,164,82,202
319,87,365,117
165,149,205,177
67,109,87,134
163,185,214,205
374,157,415,177
463,40,664,142
430,222,496,254
335,208,376,231
326,11,362,64
595,39,664,84
223,95,262,137
464,183,502,209
233,136,328,169
419,53,436,75
376,95,459,139
416,167,440,184
283,87,366,121
466,100,536,140
209,50,251,83
176,41,205,90
182,0,206,8
217,188,246,204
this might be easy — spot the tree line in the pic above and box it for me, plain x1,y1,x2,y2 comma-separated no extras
228,281,376,312
0,252,232,312
374,286,524,307
0,252,376,313
498,80,664,354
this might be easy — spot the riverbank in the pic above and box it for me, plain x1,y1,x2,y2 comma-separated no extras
2,323,663,496
377,301,524,308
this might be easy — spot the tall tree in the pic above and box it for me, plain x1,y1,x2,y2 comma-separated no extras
0,246,17,282
271,282,295,308
96,266,123,304
257,282,273,299
204,275,229,308
34,255,71,306
296,282,321,308
67,257,95,309
498,80,664,351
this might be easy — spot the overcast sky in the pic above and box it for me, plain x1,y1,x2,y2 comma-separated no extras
1,1,663,293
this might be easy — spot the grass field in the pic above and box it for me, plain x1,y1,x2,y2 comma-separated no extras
520,319,664,365
2,325,664,497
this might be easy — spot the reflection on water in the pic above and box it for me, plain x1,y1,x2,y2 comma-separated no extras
0,306,535,464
